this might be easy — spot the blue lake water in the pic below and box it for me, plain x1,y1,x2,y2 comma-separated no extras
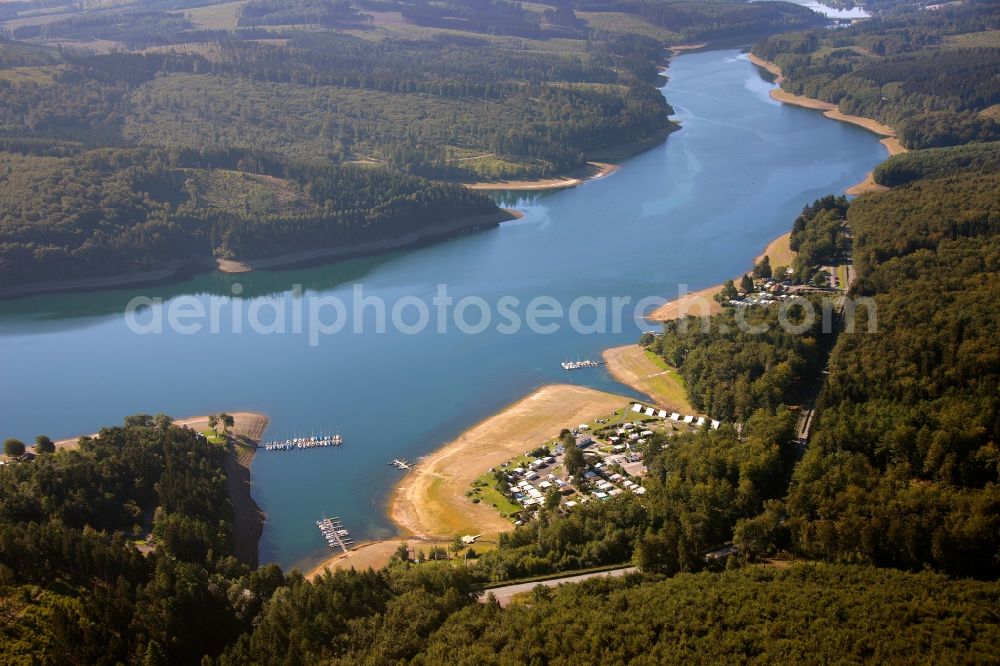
0,49,886,570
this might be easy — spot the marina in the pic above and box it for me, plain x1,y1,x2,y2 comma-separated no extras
316,517,353,553
263,433,343,451
561,359,604,371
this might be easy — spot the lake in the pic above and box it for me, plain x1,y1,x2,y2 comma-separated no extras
0,49,886,570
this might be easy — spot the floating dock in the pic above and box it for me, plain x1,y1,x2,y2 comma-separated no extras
561,359,604,370
264,434,343,451
316,517,353,553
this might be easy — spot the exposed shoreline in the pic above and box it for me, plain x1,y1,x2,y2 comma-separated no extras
465,162,619,192
462,126,678,192
0,209,521,301
306,384,628,577
746,53,908,195
647,231,793,322
52,411,268,567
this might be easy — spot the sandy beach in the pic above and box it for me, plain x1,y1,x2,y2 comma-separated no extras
391,385,627,538
465,162,619,191
603,344,694,413
647,232,793,322
307,384,628,577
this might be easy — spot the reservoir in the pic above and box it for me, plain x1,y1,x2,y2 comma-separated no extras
0,49,886,570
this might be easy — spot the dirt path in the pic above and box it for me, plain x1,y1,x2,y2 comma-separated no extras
485,566,637,607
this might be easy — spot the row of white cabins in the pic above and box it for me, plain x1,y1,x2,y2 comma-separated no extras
630,402,721,430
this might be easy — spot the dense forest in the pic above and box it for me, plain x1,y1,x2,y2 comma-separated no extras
642,175,999,578
874,139,1000,186
778,171,1000,576
647,302,831,422
752,1,1000,149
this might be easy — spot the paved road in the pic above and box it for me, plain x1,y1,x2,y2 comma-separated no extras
481,566,638,607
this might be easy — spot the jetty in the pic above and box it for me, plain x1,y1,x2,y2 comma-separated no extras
316,517,353,553
389,458,413,470
561,359,604,371
263,433,343,451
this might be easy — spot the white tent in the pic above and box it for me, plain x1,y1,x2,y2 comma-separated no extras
631,403,643,413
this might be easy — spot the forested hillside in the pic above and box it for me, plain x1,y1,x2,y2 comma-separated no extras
642,175,999,577
752,1,1000,149
874,139,1000,185
779,171,1000,576
0,147,497,286
0,417,261,663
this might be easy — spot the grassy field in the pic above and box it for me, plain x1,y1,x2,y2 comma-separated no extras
192,169,317,217
603,344,694,413
943,30,1000,49
757,231,795,268
0,66,57,84
578,11,681,41
176,0,247,30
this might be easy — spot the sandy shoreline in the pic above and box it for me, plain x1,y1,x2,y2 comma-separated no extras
746,53,908,196
306,384,628,577
747,53,908,193
465,162,619,191
51,411,268,566
647,232,793,322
